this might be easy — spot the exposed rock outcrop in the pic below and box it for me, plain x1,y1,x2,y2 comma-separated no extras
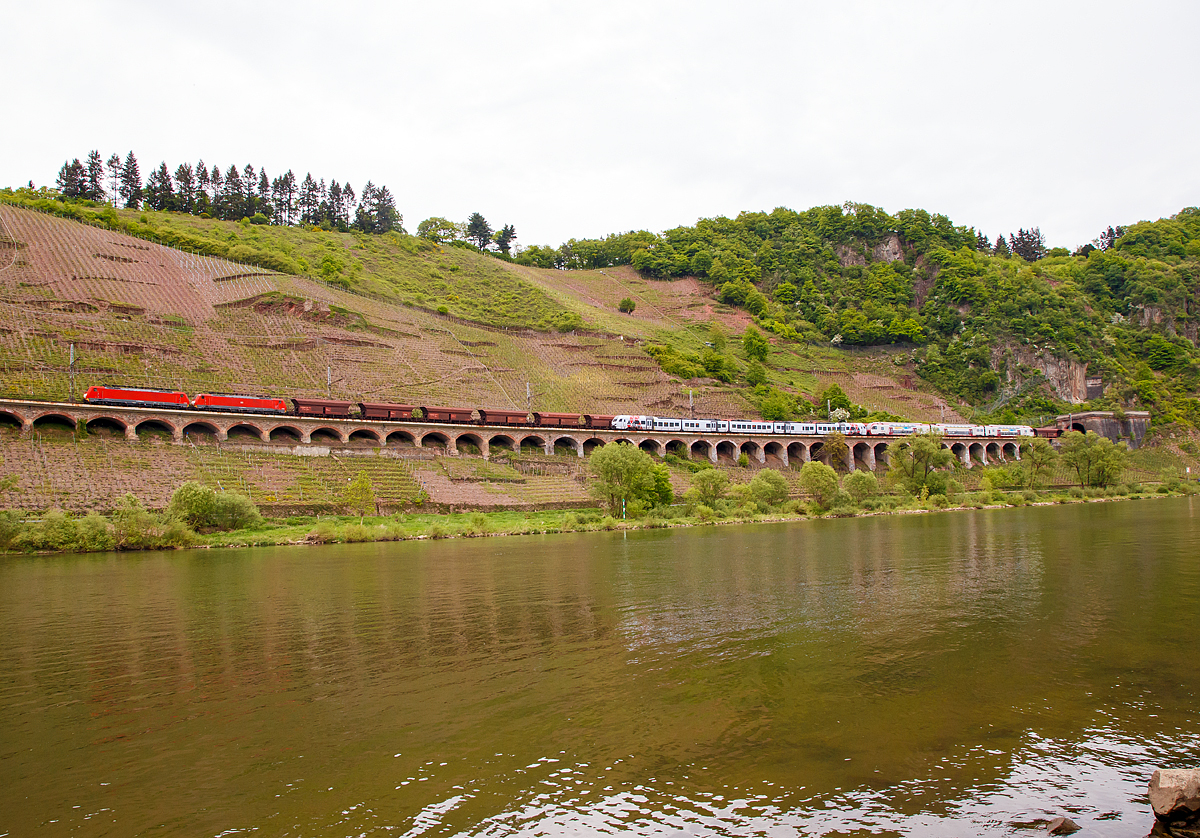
991,342,1089,403
835,234,905,268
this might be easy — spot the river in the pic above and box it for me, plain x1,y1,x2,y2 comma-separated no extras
2,498,1199,836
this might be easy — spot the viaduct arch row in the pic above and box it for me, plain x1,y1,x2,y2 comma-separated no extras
0,399,1022,471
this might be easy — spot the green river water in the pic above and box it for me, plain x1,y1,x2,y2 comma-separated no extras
2,498,1199,836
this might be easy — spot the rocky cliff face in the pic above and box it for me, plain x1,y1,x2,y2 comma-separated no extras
991,343,1089,403
1134,305,1200,345
835,234,905,267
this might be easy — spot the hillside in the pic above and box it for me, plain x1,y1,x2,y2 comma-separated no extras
0,196,961,423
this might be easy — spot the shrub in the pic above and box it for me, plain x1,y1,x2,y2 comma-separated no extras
693,504,716,522
748,469,789,508
169,482,217,528
0,510,22,552
600,516,618,530
1068,487,1085,498
428,523,449,539
618,297,636,313
75,512,116,552
212,492,262,531
308,521,338,543
799,461,839,507
843,471,879,503
738,453,750,468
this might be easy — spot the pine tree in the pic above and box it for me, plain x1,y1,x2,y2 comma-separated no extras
85,150,105,202
371,185,400,233
106,153,122,206
466,212,492,250
298,173,321,225
1009,227,1046,262
257,170,271,221
221,164,244,219
118,151,142,208
340,182,355,228
993,235,1011,258
327,180,344,228
975,231,990,251
144,162,175,211
175,163,196,214
353,181,376,232
56,159,85,198
495,224,517,256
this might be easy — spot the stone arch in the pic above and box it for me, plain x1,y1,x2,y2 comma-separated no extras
690,439,714,461
348,428,381,445
386,429,415,447
1071,422,1086,433
309,426,345,444
873,442,890,469
638,438,661,456
489,434,515,452
182,420,220,443
809,440,826,464
31,413,76,436
985,441,1001,463
421,431,449,450
787,441,808,464
519,434,547,454
968,441,985,467
763,440,785,465
86,415,128,438
716,440,737,461
0,410,23,435
740,440,763,464
135,418,178,442
226,422,266,442
268,424,302,443
456,432,486,456
949,441,968,466
852,441,874,471
665,439,688,457
1002,441,1019,460
553,436,581,456
583,437,604,455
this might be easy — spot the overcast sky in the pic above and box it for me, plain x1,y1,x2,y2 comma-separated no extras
4,0,1197,250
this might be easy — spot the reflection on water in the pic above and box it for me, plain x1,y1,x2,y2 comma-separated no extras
1,499,1198,836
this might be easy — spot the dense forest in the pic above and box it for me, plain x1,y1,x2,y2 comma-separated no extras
13,158,1200,428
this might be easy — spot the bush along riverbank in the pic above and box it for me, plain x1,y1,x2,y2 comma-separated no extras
1,470,1198,556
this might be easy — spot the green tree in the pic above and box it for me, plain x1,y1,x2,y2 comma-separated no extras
169,481,217,528
818,383,852,414
745,359,767,387
888,433,955,494
1019,437,1059,488
345,472,376,522
118,151,142,208
743,326,769,361
749,469,789,508
618,297,636,314
651,463,674,507
588,442,658,516
843,470,878,503
821,432,849,473
799,461,839,507
687,468,729,507
466,212,493,251
1058,431,1128,487
417,216,460,243
495,223,517,256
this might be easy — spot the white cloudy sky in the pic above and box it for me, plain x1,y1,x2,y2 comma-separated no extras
3,0,1197,249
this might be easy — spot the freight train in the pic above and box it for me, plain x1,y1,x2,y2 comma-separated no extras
82,385,1035,438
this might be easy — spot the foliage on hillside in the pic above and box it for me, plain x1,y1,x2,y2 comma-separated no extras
520,203,1200,426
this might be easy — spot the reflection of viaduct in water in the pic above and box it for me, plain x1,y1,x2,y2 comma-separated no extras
0,398,1024,470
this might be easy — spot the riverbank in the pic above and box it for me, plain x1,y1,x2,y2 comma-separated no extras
5,480,1196,556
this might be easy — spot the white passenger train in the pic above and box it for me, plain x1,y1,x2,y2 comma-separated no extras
610,416,1034,438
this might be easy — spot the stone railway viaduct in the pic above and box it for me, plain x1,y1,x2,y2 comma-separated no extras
0,399,1026,471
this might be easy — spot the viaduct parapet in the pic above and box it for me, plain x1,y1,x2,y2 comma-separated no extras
1056,411,1151,449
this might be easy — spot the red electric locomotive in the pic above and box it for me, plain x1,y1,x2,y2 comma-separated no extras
193,393,289,414
83,385,190,408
